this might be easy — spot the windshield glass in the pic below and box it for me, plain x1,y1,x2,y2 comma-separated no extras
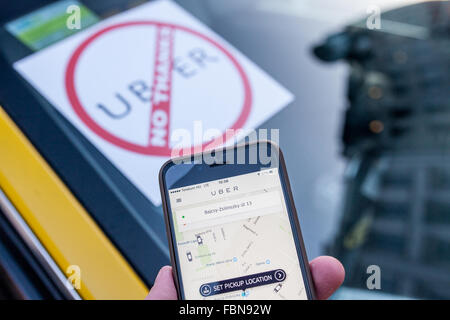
0,0,448,300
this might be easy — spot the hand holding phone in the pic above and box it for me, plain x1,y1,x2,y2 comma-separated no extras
147,256,345,300
158,141,343,300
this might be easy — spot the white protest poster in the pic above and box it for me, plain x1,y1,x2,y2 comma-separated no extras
14,0,294,205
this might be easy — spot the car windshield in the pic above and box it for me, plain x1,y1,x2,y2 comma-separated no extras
0,0,449,300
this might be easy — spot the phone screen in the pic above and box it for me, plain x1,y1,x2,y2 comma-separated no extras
167,167,308,300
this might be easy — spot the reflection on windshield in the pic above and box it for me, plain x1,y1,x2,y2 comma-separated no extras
314,1,450,299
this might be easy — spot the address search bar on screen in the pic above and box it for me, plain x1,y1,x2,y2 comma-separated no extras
176,190,282,232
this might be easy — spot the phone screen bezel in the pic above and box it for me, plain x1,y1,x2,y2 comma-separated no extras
159,141,316,300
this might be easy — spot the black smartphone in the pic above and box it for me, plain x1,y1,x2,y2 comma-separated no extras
159,141,315,300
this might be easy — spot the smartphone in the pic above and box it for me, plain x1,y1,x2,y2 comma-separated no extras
159,141,316,300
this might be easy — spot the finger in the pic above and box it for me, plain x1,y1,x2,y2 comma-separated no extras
309,256,345,300
145,266,178,300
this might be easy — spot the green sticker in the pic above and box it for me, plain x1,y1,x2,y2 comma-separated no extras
5,0,99,51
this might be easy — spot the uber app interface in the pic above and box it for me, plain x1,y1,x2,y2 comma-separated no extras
168,168,307,300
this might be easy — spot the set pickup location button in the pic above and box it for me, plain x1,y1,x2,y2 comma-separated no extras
199,269,286,297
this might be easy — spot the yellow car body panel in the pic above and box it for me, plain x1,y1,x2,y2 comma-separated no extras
0,107,148,299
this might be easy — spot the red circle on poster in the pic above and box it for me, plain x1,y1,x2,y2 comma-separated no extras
65,21,252,156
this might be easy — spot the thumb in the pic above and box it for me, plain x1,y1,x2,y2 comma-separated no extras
145,266,178,300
